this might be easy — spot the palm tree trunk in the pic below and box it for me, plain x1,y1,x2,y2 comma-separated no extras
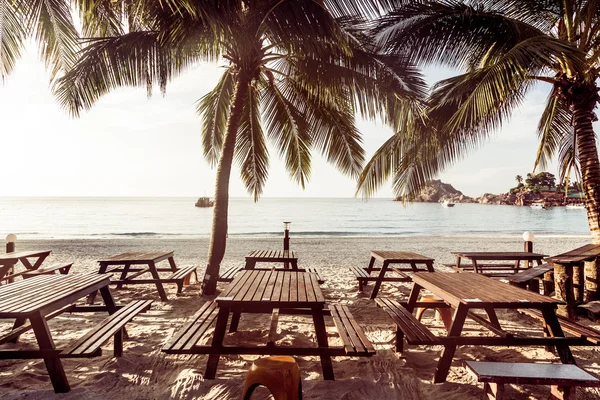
573,102,600,301
202,73,252,295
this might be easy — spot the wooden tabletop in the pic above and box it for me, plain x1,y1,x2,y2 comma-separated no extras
411,272,562,308
0,273,110,317
217,269,324,306
451,251,547,260
371,250,434,263
246,250,297,261
546,243,600,265
98,251,174,264
0,250,51,261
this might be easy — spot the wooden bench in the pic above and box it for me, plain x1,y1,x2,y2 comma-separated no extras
163,300,219,353
61,299,152,358
218,266,243,282
465,361,600,399
22,263,73,278
508,264,554,294
519,308,600,345
306,267,324,284
375,297,439,352
350,266,409,291
164,266,197,293
329,304,376,357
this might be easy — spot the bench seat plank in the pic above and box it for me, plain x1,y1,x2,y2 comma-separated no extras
61,299,152,357
218,266,243,282
376,297,438,345
163,301,219,352
330,304,375,356
519,308,600,344
22,263,73,278
465,361,600,386
508,264,553,284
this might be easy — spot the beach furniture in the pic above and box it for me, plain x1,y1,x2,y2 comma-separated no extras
0,273,151,393
545,243,600,318
465,361,600,399
450,251,546,276
350,250,435,299
218,250,324,283
96,251,197,301
507,263,554,294
163,270,375,380
518,308,600,345
376,272,579,383
22,262,73,278
0,250,52,282
242,356,302,400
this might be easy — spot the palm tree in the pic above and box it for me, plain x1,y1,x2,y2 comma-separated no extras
56,1,426,294
357,0,600,300
0,0,78,83
516,175,523,185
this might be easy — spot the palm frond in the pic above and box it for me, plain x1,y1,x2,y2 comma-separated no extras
27,0,79,82
356,134,401,198
197,68,235,167
0,0,27,81
74,0,124,37
235,82,269,201
534,93,573,171
55,31,201,117
261,75,312,188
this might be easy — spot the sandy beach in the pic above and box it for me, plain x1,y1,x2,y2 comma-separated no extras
1,235,599,399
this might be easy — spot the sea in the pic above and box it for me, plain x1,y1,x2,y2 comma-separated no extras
0,197,591,240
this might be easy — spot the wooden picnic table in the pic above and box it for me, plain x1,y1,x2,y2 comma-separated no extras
406,272,574,383
168,269,373,380
0,273,115,393
545,243,600,318
363,250,434,300
0,250,52,282
245,250,298,269
97,251,196,302
452,251,546,276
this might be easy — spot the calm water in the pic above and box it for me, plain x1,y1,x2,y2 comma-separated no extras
0,197,591,239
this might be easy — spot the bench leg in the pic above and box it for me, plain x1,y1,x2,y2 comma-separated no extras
8,317,27,343
550,385,575,400
229,311,241,333
484,382,504,400
30,312,70,393
365,256,375,273
395,327,404,353
114,328,123,357
358,279,364,291
205,307,230,379
176,280,184,294
370,261,389,300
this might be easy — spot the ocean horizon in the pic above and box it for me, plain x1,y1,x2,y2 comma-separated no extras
0,196,591,240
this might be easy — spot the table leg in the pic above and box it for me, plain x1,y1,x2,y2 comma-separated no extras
116,262,131,289
8,317,27,343
30,312,70,393
21,255,47,271
433,304,468,383
291,260,298,270
484,307,501,329
229,307,241,333
149,261,168,301
472,259,480,274
366,257,375,273
455,256,462,270
409,262,418,272
205,306,230,379
426,261,434,272
246,260,256,270
405,283,422,313
88,263,109,304
541,307,575,365
370,261,389,300
312,306,334,380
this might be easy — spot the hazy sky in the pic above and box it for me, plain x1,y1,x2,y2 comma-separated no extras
0,46,596,198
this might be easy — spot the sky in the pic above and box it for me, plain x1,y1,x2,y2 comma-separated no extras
0,46,596,199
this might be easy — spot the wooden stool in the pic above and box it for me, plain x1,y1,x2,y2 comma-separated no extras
415,294,453,331
242,356,302,400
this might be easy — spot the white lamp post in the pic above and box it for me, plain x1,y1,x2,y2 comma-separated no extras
5,233,16,253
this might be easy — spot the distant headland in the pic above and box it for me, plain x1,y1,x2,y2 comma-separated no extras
395,172,585,206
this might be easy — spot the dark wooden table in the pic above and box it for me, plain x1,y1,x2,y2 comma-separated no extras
367,251,434,299
546,244,600,318
0,250,52,282
0,273,115,392
206,269,335,379
97,251,177,301
452,251,546,276
245,250,298,269
407,272,574,383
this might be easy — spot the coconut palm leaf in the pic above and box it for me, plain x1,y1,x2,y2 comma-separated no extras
197,68,235,167
534,93,573,171
0,0,27,81
235,81,269,200
28,0,79,82
74,0,124,37
356,134,402,199
55,31,201,117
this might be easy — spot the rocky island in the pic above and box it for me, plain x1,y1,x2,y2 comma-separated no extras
396,174,585,206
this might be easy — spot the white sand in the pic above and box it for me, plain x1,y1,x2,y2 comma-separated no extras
1,236,600,399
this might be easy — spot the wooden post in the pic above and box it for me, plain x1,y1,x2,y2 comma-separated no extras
5,234,16,284
572,263,584,304
283,222,290,269
554,262,577,319
584,259,599,303
524,240,533,268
